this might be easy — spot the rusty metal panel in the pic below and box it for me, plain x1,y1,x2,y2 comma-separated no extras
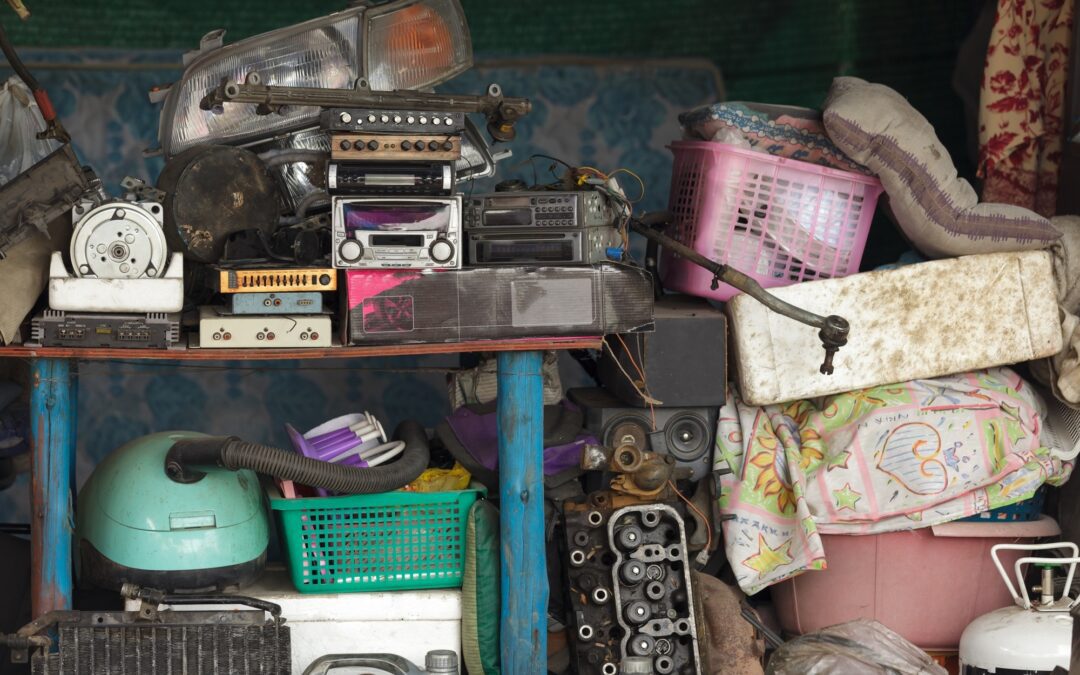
0,145,88,259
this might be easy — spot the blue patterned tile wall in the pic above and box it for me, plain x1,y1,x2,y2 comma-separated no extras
0,51,722,521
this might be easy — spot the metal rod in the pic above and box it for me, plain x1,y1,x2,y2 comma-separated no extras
496,350,547,673
629,218,850,374
202,80,531,142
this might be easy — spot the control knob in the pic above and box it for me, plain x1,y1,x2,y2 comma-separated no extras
338,112,352,124
339,239,363,263
429,238,455,264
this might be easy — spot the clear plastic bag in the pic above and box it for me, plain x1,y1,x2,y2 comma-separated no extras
0,76,60,187
766,620,947,675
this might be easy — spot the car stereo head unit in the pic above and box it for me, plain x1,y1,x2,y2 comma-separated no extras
332,196,462,270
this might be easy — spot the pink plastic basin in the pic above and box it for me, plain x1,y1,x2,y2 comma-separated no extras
771,517,1061,651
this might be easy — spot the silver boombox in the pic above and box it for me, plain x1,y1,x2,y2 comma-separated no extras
331,195,462,270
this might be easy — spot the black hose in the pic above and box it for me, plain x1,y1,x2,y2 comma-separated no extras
0,16,69,142
166,421,430,494
0,20,38,91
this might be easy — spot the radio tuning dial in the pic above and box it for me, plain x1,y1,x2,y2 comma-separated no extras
339,239,363,263
429,239,455,263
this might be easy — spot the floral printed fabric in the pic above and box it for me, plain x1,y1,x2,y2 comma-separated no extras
714,368,1077,595
679,102,870,174
978,0,1074,217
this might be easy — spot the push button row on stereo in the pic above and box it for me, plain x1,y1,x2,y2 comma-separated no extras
338,112,455,126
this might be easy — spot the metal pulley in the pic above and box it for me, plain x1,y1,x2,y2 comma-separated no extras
70,200,168,278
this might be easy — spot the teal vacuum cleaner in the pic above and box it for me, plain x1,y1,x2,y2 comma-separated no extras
76,423,430,592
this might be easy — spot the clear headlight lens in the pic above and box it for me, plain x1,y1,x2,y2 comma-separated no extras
159,0,473,157
365,0,472,91
249,128,331,212
160,10,362,157
455,117,497,182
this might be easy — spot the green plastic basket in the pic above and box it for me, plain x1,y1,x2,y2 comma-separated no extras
269,488,483,593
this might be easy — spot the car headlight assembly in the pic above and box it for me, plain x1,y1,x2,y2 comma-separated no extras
158,0,473,158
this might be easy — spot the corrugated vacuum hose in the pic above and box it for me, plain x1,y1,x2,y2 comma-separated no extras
164,421,430,494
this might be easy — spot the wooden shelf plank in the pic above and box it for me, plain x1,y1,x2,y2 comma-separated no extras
0,337,601,362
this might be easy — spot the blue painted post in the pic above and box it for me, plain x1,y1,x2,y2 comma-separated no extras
30,358,77,617
496,350,547,673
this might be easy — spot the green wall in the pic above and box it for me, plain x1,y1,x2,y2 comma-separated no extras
3,0,979,161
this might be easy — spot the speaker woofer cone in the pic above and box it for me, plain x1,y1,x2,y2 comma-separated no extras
665,414,709,462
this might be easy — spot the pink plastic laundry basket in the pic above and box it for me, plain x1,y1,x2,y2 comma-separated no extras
661,141,882,301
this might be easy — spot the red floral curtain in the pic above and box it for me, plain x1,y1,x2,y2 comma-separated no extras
978,0,1074,217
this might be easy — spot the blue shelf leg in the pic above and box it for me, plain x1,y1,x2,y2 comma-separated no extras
497,350,547,673
30,358,77,617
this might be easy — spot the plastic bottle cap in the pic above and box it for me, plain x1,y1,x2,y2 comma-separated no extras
620,656,653,674
425,650,457,673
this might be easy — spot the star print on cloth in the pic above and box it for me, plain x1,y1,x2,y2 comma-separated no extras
833,483,861,511
825,449,851,471
742,534,794,579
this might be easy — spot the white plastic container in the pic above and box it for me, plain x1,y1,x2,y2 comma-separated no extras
727,250,1061,405
48,250,185,313
125,566,462,674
